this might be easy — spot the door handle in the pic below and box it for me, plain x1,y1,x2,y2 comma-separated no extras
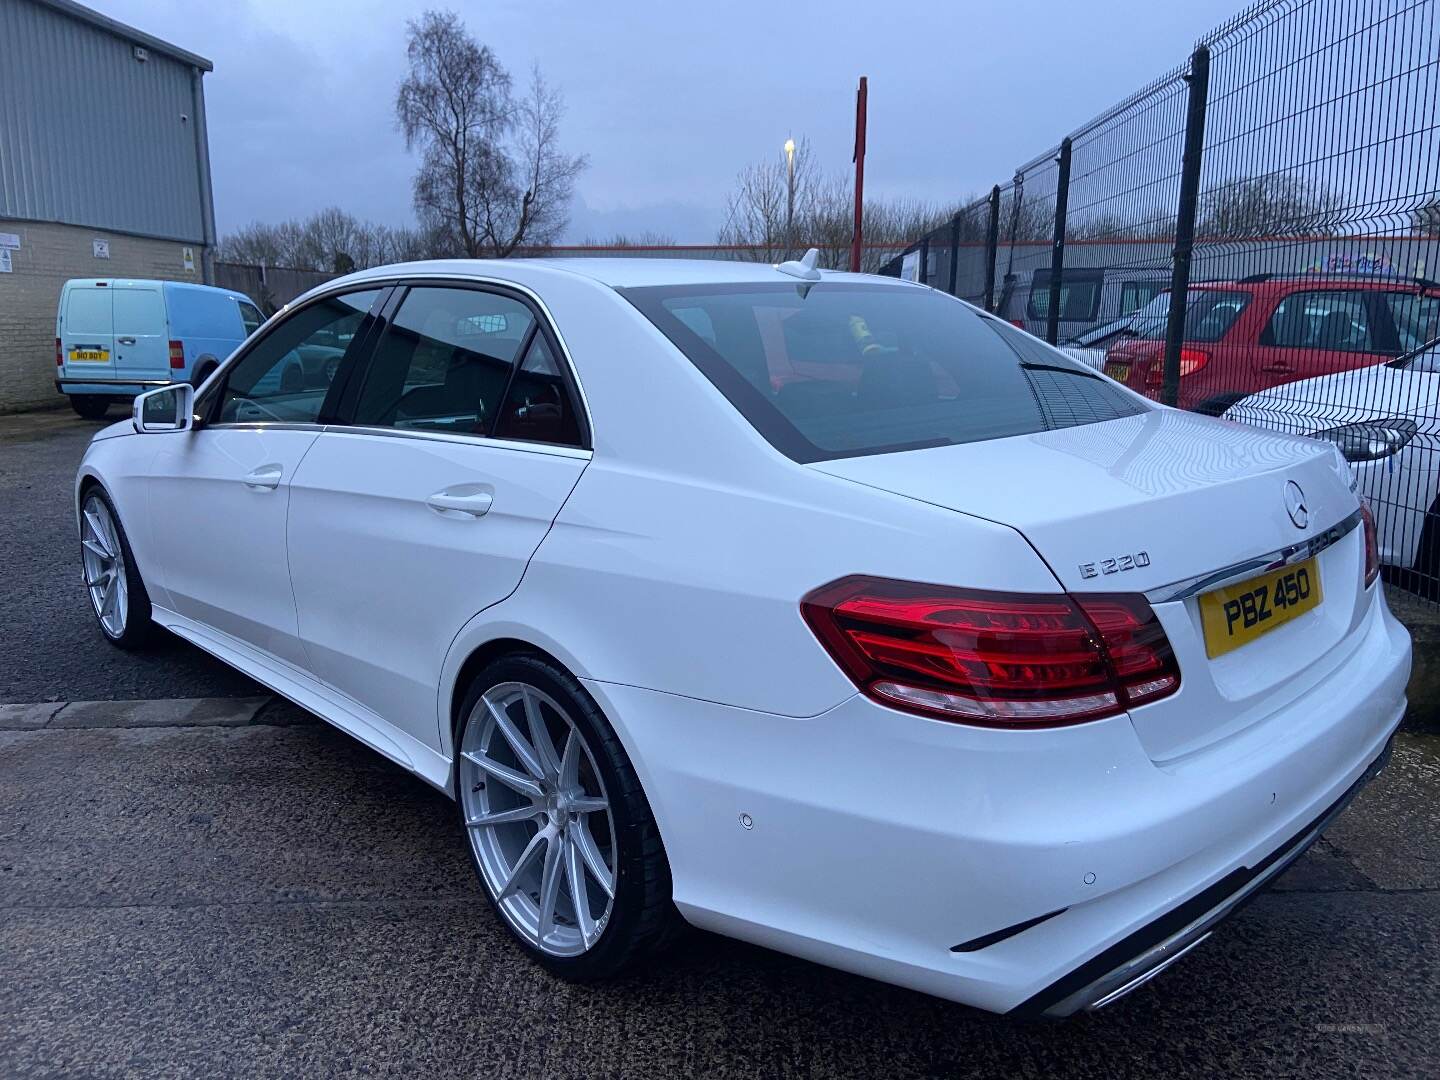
117,336,137,346
426,489,493,518
242,464,283,490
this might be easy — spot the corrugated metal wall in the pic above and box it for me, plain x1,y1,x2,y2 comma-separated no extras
0,0,207,242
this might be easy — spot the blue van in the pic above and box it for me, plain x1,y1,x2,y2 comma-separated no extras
55,279,264,419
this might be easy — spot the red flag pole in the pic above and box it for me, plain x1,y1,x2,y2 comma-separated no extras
850,76,868,273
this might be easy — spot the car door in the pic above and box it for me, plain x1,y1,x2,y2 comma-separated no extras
59,285,116,379
145,287,385,670
112,284,169,384
286,282,590,750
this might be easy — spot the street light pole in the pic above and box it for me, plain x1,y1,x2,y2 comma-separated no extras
784,137,796,254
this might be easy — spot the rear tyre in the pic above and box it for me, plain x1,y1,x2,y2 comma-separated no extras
1194,392,1245,418
190,360,217,387
1405,495,1440,602
455,653,682,981
70,395,111,420
79,488,156,650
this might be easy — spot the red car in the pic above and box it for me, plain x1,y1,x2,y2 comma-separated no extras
1102,274,1440,414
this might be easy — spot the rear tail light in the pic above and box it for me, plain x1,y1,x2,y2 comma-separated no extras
1009,319,1026,330
168,340,185,369
55,338,63,367
1144,348,1210,388
801,576,1180,727
1360,501,1380,588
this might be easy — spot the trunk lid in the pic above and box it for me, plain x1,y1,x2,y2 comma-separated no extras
812,409,1370,761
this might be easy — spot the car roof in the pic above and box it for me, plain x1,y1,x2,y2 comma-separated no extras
1194,275,1435,293
65,278,251,302
332,257,913,291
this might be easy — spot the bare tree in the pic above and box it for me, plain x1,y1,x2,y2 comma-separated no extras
396,12,586,258
219,209,455,271
1414,200,1440,236
718,138,967,271
1198,174,1342,238
581,231,677,247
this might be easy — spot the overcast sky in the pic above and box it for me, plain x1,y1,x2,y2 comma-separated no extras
104,0,1244,243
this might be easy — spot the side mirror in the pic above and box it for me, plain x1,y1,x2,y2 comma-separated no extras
132,383,195,434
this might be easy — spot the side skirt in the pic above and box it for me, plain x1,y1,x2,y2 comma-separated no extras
153,605,454,795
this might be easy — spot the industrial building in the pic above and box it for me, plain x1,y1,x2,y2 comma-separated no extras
0,0,216,411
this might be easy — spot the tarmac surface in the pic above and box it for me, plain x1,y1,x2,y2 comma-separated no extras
2,411,1437,1078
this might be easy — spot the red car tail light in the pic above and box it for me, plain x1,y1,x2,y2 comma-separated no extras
1144,348,1210,388
801,576,1180,727
168,340,186,369
56,338,63,367
1361,501,1380,588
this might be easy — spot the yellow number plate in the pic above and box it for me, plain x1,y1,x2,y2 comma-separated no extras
1199,557,1322,658
1103,361,1130,382
68,349,110,363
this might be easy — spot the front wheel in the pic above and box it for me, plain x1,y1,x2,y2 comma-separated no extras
455,654,681,980
70,395,111,420
79,488,155,649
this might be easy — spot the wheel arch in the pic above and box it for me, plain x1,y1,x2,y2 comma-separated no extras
439,614,657,804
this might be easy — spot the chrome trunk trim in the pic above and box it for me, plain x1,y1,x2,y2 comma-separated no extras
1145,508,1363,604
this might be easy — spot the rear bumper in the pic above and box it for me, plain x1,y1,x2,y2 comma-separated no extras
1011,735,1393,1017
583,588,1410,1015
57,377,172,397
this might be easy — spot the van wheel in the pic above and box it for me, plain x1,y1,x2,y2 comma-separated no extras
191,361,217,387
70,395,111,420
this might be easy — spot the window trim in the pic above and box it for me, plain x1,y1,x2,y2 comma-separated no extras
197,284,392,429
327,276,592,452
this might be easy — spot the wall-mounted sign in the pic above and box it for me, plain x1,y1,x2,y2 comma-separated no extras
0,232,19,250
0,249,11,273
92,239,110,259
183,246,195,272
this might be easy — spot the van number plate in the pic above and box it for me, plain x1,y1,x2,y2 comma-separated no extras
68,348,110,363
1199,557,1322,658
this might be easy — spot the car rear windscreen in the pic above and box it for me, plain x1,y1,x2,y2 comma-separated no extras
623,282,1146,462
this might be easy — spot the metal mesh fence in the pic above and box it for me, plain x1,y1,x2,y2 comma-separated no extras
883,0,1440,604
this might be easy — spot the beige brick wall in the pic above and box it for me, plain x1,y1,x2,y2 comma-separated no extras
0,219,205,412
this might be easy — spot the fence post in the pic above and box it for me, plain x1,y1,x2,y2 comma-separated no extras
983,185,1001,312
948,214,961,296
1162,45,1211,407
918,236,930,286
1045,137,1072,345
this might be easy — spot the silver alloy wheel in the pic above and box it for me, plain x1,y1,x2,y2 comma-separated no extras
459,681,618,957
80,495,128,639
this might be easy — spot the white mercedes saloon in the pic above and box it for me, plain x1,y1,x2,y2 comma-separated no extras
75,258,1411,1017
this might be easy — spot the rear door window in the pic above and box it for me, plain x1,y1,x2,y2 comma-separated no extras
65,289,112,336
349,287,535,436
1381,292,1440,354
1263,290,1375,352
625,282,1144,463
112,289,165,336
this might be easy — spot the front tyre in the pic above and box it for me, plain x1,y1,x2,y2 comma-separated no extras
79,488,155,649
456,654,680,980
